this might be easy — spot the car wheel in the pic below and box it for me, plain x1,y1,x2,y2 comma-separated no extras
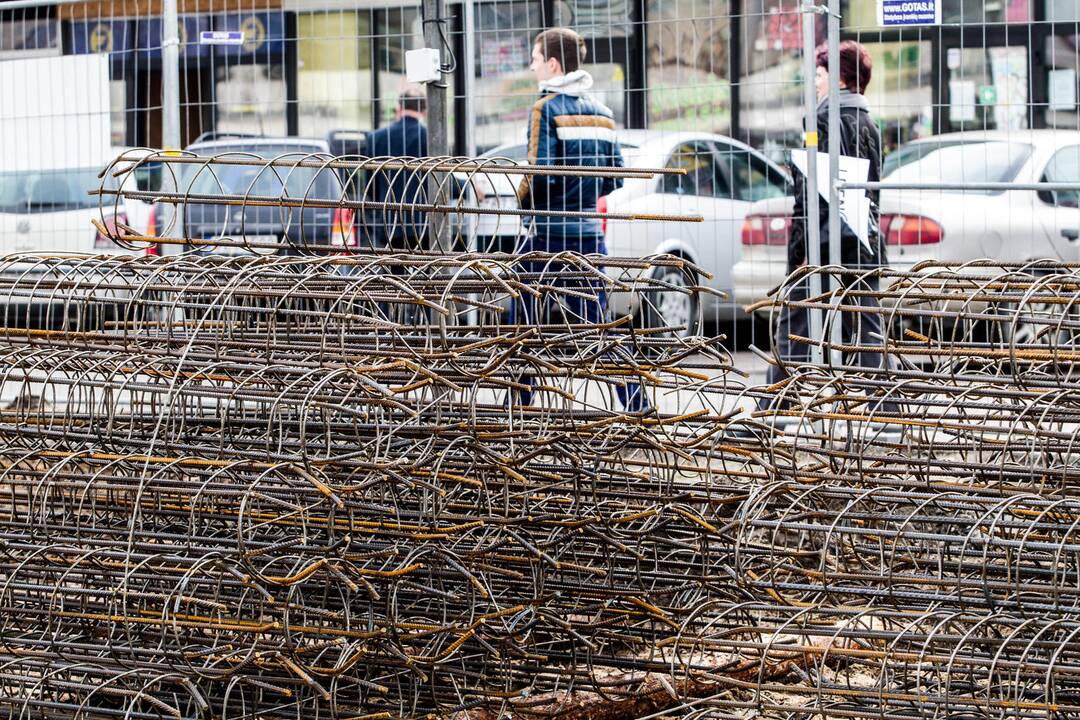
640,264,700,338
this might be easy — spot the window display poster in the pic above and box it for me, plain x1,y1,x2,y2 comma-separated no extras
949,80,977,122
1050,68,1077,111
480,37,528,77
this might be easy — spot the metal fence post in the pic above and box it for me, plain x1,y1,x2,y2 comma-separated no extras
161,0,180,151
826,0,842,365
161,0,182,248
462,0,478,315
463,0,477,159
423,0,451,253
802,0,823,365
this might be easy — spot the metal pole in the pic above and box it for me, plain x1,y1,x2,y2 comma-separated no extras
463,0,478,261
162,0,182,249
826,0,842,366
162,0,181,152
423,0,451,252
802,0,823,364
463,0,477,159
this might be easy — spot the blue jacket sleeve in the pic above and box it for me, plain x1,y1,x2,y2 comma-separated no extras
517,96,558,208
601,140,625,198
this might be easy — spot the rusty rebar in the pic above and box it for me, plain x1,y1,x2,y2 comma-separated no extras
1,154,1080,718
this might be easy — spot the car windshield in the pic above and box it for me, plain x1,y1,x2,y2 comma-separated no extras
885,141,1032,192
882,139,971,177
185,146,345,200
0,167,120,214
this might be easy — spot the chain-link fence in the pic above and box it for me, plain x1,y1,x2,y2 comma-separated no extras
2,0,1080,351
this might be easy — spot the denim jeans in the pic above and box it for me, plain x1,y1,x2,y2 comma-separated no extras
506,234,649,413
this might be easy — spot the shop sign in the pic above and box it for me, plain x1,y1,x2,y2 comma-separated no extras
878,0,941,26
67,20,133,62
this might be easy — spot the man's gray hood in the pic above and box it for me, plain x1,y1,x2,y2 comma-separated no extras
538,70,594,97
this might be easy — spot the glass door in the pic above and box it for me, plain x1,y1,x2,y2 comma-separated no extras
944,45,1028,132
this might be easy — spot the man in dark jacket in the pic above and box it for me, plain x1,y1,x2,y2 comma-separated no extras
362,88,428,252
511,27,648,413
763,40,892,408
516,30,623,243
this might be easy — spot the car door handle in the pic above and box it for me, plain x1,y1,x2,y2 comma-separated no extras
1063,228,1080,242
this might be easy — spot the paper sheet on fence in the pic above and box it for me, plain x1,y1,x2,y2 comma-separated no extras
790,149,872,255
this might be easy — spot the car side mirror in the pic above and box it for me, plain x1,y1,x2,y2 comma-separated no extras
134,162,162,192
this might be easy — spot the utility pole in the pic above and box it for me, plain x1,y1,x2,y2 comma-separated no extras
423,0,451,252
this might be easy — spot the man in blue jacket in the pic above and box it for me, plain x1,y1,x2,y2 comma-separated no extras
512,27,648,413
359,88,428,322
363,88,428,252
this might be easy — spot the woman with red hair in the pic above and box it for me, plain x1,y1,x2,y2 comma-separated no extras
762,40,893,410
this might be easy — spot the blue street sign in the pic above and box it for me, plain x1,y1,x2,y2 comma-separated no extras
878,0,941,26
200,31,244,46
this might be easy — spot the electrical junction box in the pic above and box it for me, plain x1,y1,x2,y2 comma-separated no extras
405,48,441,84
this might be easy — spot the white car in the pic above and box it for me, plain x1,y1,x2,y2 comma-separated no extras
1,148,153,256
467,132,791,334
463,142,529,253
0,147,154,327
733,130,1080,313
603,131,790,333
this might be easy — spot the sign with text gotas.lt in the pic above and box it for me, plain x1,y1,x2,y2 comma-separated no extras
878,0,941,26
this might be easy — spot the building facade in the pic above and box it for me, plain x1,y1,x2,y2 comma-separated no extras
1,0,1078,156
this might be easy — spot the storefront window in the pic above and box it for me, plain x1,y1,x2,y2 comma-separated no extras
213,12,288,137
862,41,933,150
0,17,59,59
942,0,1030,24
648,0,731,134
946,46,1028,131
377,8,424,126
1048,0,1080,21
739,0,806,148
216,64,287,136
473,1,543,152
1046,35,1080,129
555,0,631,39
298,11,373,137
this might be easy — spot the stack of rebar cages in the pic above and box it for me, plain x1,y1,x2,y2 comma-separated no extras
2,0,1080,718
